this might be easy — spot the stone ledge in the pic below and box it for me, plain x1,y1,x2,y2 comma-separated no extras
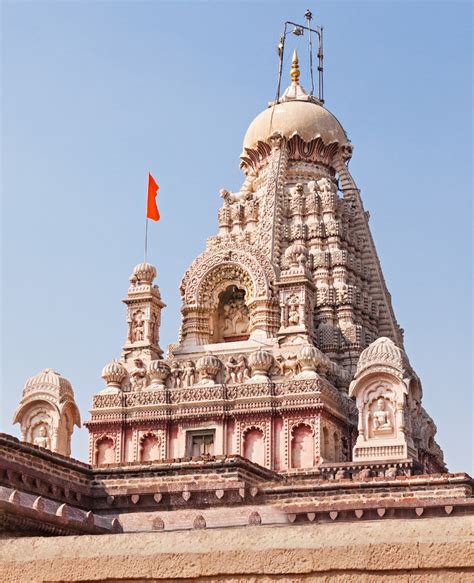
0,516,472,582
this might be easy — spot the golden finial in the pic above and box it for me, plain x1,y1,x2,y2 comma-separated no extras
290,49,300,84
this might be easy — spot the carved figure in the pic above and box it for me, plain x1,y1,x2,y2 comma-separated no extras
130,358,147,392
170,361,183,388
225,356,239,383
372,398,392,431
227,354,251,383
182,361,196,387
288,304,300,326
33,425,50,449
279,353,299,377
131,310,145,342
219,287,249,339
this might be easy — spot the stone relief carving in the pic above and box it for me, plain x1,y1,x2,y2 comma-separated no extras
131,310,145,342
225,355,250,384
182,361,196,387
169,361,183,388
130,358,147,392
33,424,50,449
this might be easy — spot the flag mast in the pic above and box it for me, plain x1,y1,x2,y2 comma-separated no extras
145,172,160,263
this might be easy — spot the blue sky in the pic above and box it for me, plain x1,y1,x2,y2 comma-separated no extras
1,1,472,473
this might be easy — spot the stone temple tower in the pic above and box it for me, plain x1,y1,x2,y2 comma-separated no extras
86,52,445,475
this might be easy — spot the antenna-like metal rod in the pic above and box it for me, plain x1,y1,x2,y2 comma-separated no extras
318,26,324,103
275,23,288,103
305,9,315,95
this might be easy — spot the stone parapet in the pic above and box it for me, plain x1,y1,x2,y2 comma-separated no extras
1,516,472,582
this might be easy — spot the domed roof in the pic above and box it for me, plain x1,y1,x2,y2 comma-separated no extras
355,337,411,377
23,368,74,399
243,100,348,152
242,51,349,152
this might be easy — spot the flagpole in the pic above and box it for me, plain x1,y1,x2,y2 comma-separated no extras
144,216,148,263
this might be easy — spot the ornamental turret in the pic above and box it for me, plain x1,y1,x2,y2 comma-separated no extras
122,262,166,362
13,368,81,456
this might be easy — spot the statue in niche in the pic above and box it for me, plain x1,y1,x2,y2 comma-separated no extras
130,358,147,392
131,310,145,342
170,361,183,388
182,361,196,387
226,355,250,384
217,286,250,342
33,424,50,449
288,304,300,326
372,398,392,432
149,312,158,345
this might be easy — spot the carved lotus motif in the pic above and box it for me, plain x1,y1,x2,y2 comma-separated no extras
196,354,222,385
101,360,127,391
132,262,157,285
147,360,170,389
296,345,321,379
248,349,274,382
284,242,308,268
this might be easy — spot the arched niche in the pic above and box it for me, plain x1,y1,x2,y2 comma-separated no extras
140,433,161,462
322,426,330,460
290,424,314,469
95,435,115,465
212,284,250,343
243,427,265,467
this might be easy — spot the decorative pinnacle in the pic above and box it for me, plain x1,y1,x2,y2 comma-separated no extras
290,49,300,84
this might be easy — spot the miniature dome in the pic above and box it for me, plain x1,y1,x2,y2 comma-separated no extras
356,337,411,377
102,359,127,386
284,243,308,267
243,50,349,154
132,262,157,284
23,368,74,399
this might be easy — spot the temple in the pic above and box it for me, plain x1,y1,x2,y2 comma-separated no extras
81,50,445,475
2,39,472,583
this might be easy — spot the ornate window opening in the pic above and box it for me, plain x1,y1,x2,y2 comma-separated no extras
212,285,250,343
186,430,215,457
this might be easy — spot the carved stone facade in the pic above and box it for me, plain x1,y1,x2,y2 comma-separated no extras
83,53,445,476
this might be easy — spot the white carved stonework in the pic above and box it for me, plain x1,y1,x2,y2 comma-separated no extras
13,369,81,457
80,54,446,476
350,338,417,462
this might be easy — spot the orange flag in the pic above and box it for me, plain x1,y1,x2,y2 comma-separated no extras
147,173,160,221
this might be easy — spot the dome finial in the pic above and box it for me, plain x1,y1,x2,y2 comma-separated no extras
290,49,300,84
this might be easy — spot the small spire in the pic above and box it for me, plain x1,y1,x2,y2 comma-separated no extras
290,49,300,84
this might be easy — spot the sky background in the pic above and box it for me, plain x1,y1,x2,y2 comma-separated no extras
1,1,472,473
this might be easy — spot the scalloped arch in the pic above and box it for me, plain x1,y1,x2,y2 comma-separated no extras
181,245,275,306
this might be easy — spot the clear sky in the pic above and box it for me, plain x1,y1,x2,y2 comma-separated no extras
1,1,472,474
